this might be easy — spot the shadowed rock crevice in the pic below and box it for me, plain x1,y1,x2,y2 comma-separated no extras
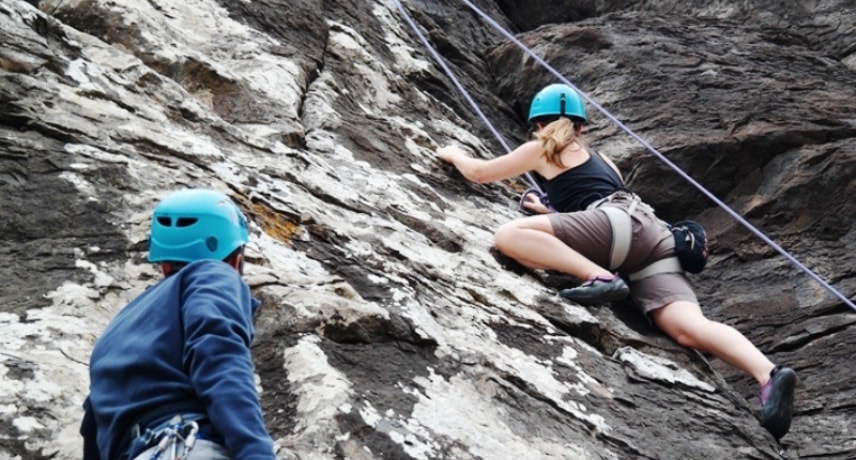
0,129,128,317
253,335,301,439
323,312,438,347
334,409,414,459
217,0,329,66
149,58,270,121
380,205,464,254
292,236,400,306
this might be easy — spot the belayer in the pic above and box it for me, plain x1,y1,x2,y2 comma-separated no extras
436,83,797,439
80,189,276,459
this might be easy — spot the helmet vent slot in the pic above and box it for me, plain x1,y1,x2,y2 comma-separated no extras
176,217,198,227
206,236,218,252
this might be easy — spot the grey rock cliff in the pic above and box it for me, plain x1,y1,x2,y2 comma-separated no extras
1,0,854,458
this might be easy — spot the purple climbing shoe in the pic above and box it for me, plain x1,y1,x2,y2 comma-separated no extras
760,365,797,439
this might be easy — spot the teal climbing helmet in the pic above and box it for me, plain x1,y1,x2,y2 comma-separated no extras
148,189,249,263
527,83,587,124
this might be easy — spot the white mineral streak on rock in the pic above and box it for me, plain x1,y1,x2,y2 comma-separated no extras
282,336,353,451
99,0,302,113
402,371,604,459
0,280,106,457
616,347,716,392
375,0,434,76
327,21,403,112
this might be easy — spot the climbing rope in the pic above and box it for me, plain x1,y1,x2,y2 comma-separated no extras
394,0,855,311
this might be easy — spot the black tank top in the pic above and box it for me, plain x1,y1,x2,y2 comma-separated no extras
543,150,626,212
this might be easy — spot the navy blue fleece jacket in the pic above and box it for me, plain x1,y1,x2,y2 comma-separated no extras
82,259,274,459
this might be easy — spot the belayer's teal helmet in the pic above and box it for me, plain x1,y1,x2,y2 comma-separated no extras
527,83,587,124
148,189,249,263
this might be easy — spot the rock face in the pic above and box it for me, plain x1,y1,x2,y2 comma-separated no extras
1,0,854,458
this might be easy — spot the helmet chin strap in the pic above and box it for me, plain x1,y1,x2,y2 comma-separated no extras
234,248,245,275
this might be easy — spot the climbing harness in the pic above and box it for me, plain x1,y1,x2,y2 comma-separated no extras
587,192,683,280
144,415,199,460
123,413,202,460
393,0,855,311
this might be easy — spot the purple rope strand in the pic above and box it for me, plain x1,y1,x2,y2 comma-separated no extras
392,0,545,195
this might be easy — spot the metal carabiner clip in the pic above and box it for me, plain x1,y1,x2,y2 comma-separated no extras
179,421,200,460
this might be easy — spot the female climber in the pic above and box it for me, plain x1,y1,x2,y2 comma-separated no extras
436,82,796,439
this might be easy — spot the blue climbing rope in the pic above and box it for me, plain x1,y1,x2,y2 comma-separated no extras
394,0,855,311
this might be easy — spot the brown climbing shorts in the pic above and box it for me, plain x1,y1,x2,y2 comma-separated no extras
548,191,698,314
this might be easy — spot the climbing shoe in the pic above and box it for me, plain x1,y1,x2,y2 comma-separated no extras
559,273,630,305
760,365,797,439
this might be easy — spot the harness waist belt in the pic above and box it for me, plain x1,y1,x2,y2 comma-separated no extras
629,257,683,281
